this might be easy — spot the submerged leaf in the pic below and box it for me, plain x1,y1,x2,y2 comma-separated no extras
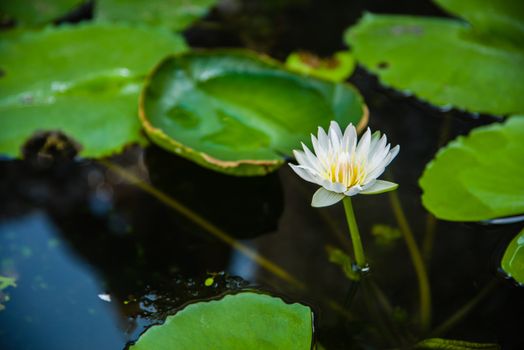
326,245,359,281
345,10,524,115
140,50,367,175
419,116,524,221
501,228,524,285
415,338,500,349
0,23,187,158
129,292,313,349
95,0,217,32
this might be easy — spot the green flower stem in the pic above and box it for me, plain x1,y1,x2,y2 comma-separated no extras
389,190,432,332
342,196,367,270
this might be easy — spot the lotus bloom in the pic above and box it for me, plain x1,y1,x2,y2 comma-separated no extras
290,121,399,207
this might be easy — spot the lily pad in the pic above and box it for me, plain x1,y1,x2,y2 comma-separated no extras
140,50,367,175
95,0,217,32
344,11,524,116
501,228,524,285
0,0,83,26
0,23,187,158
419,116,524,221
434,0,524,45
285,51,356,82
129,292,313,350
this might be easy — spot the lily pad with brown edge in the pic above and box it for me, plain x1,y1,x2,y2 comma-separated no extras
128,292,314,350
0,23,187,158
285,51,356,82
140,50,368,176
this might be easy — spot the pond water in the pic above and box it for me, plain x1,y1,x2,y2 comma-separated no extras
1,0,523,349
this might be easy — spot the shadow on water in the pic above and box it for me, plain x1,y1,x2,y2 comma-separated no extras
1,0,524,349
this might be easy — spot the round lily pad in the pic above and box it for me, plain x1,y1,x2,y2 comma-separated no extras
419,116,524,221
140,50,367,175
129,292,313,349
501,228,524,285
0,23,187,158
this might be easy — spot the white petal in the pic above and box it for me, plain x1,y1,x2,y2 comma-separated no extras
344,185,363,196
317,126,330,153
328,121,343,150
320,179,346,193
355,128,371,160
311,187,345,207
360,180,398,195
342,123,357,153
289,163,318,184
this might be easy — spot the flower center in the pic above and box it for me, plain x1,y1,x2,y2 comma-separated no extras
326,156,366,188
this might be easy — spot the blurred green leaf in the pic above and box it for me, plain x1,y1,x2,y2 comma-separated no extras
285,51,356,82
345,6,524,116
326,245,359,281
0,23,187,158
129,292,313,350
419,116,524,221
95,0,217,31
501,228,524,285
415,338,500,349
140,50,367,175
371,224,401,246
0,0,83,26
434,0,524,45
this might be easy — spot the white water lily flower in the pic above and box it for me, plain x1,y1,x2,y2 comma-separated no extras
290,121,400,208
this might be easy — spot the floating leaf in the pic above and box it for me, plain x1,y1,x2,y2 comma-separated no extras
419,116,524,221
344,11,524,116
501,228,524,285
434,0,524,45
140,50,367,176
285,51,356,82
129,292,313,349
415,338,500,350
0,23,187,158
0,0,83,26
95,0,217,32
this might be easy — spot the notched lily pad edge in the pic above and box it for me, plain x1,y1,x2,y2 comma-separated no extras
139,49,369,176
126,289,315,350
344,12,516,118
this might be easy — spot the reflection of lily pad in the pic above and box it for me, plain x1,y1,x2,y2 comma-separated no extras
285,51,356,82
501,228,524,285
129,292,313,349
0,0,83,26
140,50,367,176
95,0,217,32
0,23,187,158
419,116,524,221
345,9,524,115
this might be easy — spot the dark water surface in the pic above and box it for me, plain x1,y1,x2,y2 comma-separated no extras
1,1,523,349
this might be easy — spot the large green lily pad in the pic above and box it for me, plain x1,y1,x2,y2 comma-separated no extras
0,23,187,158
419,116,524,221
129,292,313,350
434,0,524,45
95,0,217,32
345,10,524,116
501,228,524,285
140,50,367,176
0,0,83,26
